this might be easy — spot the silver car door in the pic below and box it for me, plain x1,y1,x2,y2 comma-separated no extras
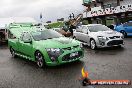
86,27,91,46
81,26,89,43
75,27,83,41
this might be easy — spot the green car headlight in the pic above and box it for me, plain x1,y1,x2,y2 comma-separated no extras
46,48,63,62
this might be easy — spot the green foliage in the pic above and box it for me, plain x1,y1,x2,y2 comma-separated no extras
82,20,89,25
48,22,64,28
106,19,114,26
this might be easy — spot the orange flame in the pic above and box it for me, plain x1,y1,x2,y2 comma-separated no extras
81,67,89,78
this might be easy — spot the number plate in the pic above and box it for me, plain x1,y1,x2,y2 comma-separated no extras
70,52,78,57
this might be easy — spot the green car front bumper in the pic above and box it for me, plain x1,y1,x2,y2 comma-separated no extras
45,48,84,66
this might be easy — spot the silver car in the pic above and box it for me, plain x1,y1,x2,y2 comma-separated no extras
73,24,124,49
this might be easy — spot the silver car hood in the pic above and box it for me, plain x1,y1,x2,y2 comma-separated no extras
91,30,122,37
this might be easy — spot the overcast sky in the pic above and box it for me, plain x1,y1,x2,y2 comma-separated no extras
0,0,85,22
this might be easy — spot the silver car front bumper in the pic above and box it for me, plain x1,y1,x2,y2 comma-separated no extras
96,39,124,48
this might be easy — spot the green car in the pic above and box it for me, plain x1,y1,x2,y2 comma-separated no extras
8,23,84,67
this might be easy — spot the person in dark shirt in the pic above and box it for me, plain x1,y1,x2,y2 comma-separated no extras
69,25,76,35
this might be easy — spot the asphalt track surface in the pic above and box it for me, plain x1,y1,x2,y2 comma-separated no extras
0,38,132,88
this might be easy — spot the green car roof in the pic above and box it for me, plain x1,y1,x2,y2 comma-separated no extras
8,23,44,38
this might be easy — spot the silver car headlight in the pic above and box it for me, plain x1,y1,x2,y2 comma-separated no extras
97,36,109,41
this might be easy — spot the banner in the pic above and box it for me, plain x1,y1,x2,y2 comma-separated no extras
86,4,132,17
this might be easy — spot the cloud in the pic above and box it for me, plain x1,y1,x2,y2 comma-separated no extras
0,0,85,22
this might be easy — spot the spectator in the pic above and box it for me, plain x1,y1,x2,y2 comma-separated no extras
69,25,76,35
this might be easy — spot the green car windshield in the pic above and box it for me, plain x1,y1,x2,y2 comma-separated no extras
31,30,63,41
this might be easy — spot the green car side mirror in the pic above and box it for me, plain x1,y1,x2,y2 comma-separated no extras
23,38,32,43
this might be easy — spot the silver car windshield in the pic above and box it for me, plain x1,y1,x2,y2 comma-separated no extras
89,25,111,32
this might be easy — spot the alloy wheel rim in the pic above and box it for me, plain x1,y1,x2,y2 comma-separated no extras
36,53,43,67
91,40,95,49
122,32,126,36
121,31,126,37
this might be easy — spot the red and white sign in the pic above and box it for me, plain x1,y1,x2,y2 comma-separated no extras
85,4,132,17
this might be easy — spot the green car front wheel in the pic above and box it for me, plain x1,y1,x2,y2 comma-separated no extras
35,51,45,68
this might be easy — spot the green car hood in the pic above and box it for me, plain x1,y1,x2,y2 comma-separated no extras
34,37,80,48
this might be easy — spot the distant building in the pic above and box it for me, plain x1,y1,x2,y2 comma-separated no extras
83,0,132,25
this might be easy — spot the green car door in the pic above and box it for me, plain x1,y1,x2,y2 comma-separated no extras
18,32,33,58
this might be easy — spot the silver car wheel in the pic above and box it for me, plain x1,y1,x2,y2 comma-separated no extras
90,40,96,50
121,31,127,38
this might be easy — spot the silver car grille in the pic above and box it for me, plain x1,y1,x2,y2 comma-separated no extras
109,36,120,39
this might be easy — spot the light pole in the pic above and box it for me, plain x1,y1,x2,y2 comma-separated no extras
117,0,120,6
40,13,43,24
